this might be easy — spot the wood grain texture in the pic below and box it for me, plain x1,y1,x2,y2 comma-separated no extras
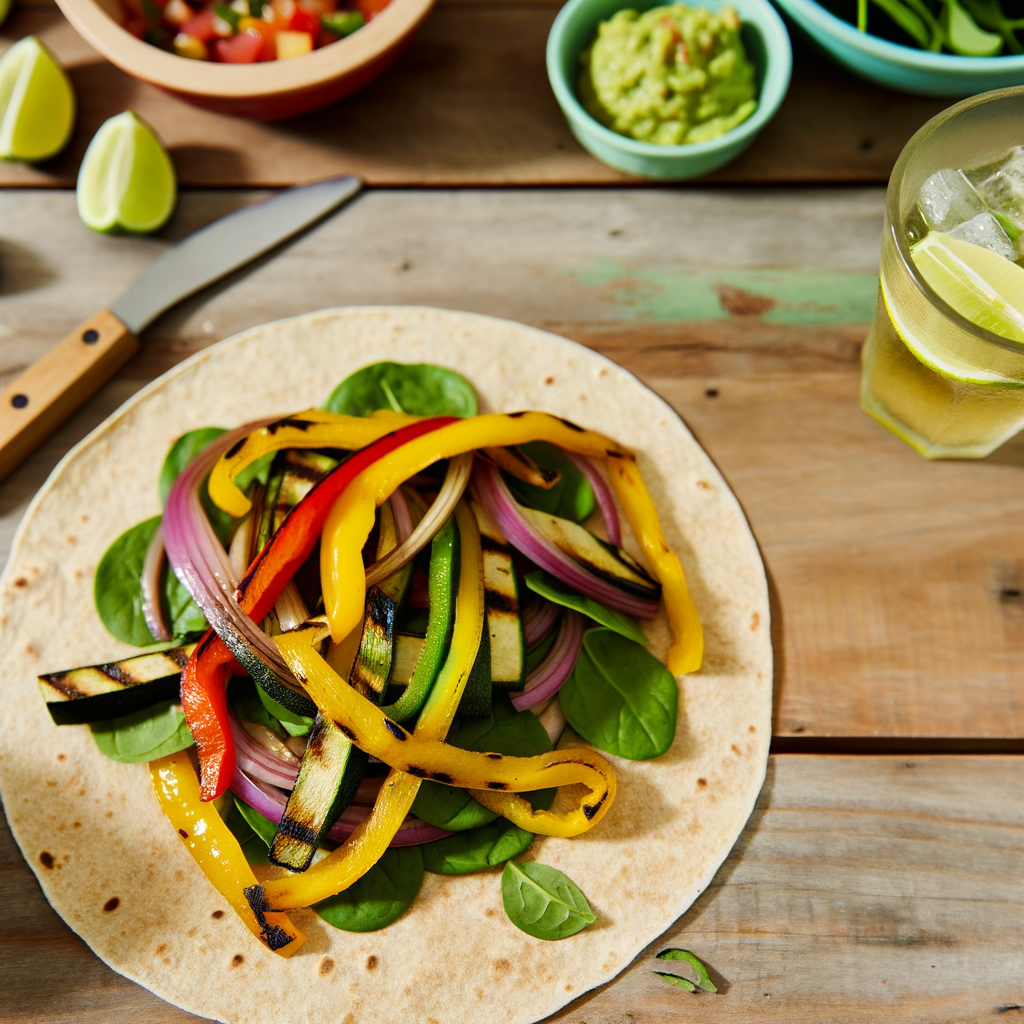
0,2,949,187
0,309,136,482
4,187,1024,739
3,755,1023,1022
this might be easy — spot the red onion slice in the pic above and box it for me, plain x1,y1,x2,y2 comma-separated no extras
230,713,298,789
141,523,171,642
389,488,413,546
524,599,560,648
230,768,450,848
537,698,567,746
474,463,659,619
163,420,302,686
565,451,622,547
511,610,584,711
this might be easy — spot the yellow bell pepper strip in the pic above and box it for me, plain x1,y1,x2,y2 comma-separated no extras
150,750,306,956
208,410,427,519
605,456,703,676
274,621,616,837
184,417,455,802
246,499,484,912
320,410,701,675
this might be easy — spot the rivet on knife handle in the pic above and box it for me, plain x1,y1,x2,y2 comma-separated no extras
0,310,139,484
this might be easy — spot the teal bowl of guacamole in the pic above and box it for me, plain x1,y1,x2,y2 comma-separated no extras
547,0,792,179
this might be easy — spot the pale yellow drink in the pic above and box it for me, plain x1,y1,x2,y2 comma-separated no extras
861,87,1024,459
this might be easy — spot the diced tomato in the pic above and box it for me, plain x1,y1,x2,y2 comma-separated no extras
215,27,263,60
289,4,318,34
270,0,296,20
237,15,282,59
351,0,388,20
317,26,339,45
123,15,150,38
181,7,218,40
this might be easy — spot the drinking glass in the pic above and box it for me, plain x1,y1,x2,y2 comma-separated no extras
861,87,1024,458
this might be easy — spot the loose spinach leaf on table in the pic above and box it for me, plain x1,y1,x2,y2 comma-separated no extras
325,362,478,418
525,570,648,645
422,817,535,875
91,701,194,763
94,517,207,645
655,949,718,993
314,847,424,932
653,972,698,991
501,860,596,940
559,628,677,760
506,441,595,523
411,694,555,831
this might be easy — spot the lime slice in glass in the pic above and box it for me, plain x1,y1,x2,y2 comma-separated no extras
911,230,1024,343
77,111,177,234
0,36,75,162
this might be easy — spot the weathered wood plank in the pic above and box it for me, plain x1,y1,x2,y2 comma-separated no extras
4,187,1024,740
3,756,1022,1021
0,3,947,188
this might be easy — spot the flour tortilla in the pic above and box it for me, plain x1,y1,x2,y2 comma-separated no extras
0,307,771,1024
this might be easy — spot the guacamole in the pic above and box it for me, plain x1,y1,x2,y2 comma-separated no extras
579,3,758,146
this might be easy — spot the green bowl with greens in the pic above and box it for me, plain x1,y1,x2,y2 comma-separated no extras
546,0,792,180
774,0,1024,96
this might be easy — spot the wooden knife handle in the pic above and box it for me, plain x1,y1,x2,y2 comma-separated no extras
0,310,140,484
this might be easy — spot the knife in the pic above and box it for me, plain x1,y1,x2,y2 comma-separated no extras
0,174,363,484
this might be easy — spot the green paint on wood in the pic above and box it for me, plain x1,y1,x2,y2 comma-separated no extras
566,261,879,326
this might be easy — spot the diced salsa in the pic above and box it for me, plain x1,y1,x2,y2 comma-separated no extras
119,0,388,62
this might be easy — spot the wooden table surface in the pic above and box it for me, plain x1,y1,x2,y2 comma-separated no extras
2,2,1024,1020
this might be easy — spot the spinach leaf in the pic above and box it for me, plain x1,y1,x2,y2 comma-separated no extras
422,818,535,875
411,695,555,830
231,686,287,741
91,701,193,763
655,949,718,993
94,517,207,645
235,796,279,847
158,427,271,544
158,427,227,505
224,798,270,865
525,570,647,645
501,861,595,940
255,684,314,737
314,847,424,932
325,363,478,419
653,972,697,991
559,628,677,760
506,441,594,523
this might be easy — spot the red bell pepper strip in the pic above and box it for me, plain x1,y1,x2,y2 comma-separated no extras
181,416,456,802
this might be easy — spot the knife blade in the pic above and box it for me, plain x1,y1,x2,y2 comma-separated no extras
0,174,363,484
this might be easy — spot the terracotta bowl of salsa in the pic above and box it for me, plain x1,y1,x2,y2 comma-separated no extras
54,0,435,118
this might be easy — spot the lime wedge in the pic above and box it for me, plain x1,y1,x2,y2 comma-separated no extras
0,36,75,162
911,230,1024,343
77,111,177,234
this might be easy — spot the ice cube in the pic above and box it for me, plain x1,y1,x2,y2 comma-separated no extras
917,168,987,232
962,146,1024,187
971,148,1024,230
947,212,1017,261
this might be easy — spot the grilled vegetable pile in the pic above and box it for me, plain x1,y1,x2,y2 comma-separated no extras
39,361,703,951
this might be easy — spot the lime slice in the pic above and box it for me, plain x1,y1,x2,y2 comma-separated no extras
77,111,177,234
911,230,1024,342
0,36,75,162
